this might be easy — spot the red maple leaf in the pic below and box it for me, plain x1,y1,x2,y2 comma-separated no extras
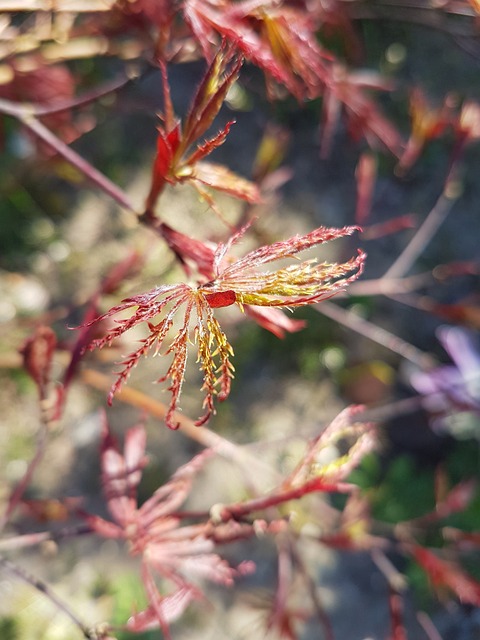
83,416,252,636
184,0,403,154
321,66,403,158
86,225,365,428
145,45,260,215
184,0,330,100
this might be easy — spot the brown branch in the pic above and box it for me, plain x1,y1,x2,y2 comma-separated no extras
0,1,115,10
0,98,137,212
215,478,356,523
316,301,436,369
346,0,478,25
29,71,141,117
0,554,100,639
416,611,444,640
289,540,334,640
383,185,460,280
0,524,92,551
0,423,48,532
347,272,433,296
81,367,280,486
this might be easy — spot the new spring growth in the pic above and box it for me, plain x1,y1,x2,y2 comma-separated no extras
86,224,365,429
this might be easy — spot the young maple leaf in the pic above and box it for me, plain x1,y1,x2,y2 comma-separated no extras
145,45,260,215
321,65,403,158
184,0,330,100
157,222,306,338
285,405,377,491
184,0,402,154
396,89,453,174
86,225,365,429
20,326,57,401
83,417,251,636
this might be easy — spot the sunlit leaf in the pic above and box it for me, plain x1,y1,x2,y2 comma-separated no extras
87,225,364,427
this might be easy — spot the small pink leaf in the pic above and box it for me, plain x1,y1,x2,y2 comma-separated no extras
127,583,197,632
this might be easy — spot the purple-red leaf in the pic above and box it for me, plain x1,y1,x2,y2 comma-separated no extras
244,305,306,338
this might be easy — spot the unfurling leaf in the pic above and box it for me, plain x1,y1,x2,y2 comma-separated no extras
184,0,402,154
285,405,376,489
86,225,365,428
184,0,330,99
145,46,260,214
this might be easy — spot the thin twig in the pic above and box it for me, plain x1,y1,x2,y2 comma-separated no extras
81,367,280,486
371,548,408,592
0,423,48,531
0,98,137,212
0,554,97,639
355,395,425,425
347,0,477,24
0,525,92,552
28,114,136,211
0,1,115,11
348,272,432,296
290,540,334,640
316,301,436,369
416,611,443,640
383,186,459,280
28,71,141,117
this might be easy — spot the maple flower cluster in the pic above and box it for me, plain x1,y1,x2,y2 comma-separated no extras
87,225,365,429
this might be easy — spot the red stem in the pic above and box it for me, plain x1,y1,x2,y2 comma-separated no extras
218,478,355,522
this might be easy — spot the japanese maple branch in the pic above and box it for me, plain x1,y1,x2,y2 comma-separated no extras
347,272,432,296
383,176,461,280
0,524,92,552
29,70,141,117
0,1,113,12
348,261,478,297
371,548,408,592
316,300,436,369
348,1,477,26
215,478,356,523
0,554,99,639
0,422,47,532
81,368,280,487
290,540,334,640
0,98,136,212
417,612,443,640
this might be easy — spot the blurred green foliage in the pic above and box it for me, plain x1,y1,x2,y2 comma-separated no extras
351,453,435,523
111,573,155,640
0,617,18,640
351,440,480,528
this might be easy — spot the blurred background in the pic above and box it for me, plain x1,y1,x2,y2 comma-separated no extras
0,4,479,639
